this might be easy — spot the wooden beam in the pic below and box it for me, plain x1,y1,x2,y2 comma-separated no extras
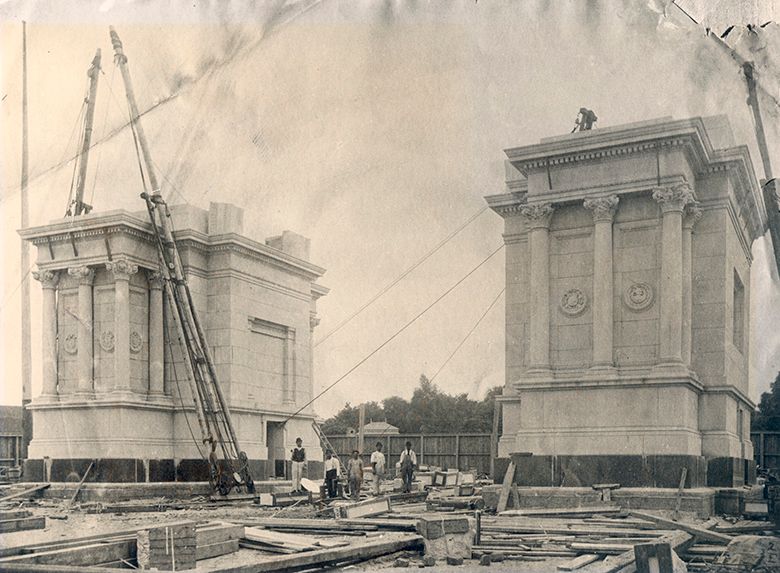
208,533,423,573
66,461,94,507
501,506,621,517
672,467,687,521
628,511,733,544
0,540,135,567
584,531,691,573
496,461,515,513
0,484,50,503
0,516,45,534
0,565,129,573
557,554,600,571
0,510,32,520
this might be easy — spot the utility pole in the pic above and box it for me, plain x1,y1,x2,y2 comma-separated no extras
67,49,101,216
20,20,32,462
358,403,366,454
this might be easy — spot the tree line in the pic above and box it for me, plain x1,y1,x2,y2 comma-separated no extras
321,374,502,435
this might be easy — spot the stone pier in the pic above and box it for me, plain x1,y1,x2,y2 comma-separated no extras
487,116,768,488
20,202,328,482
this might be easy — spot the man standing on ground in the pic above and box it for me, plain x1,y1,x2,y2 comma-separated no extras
399,441,417,493
291,437,306,493
370,442,386,496
347,450,363,501
323,449,341,498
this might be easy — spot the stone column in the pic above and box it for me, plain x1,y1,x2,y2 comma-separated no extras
682,203,702,366
107,258,138,394
68,266,95,395
147,270,166,399
520,203,555,373
583,195,619,370
32,269,60,400
653,183,695,366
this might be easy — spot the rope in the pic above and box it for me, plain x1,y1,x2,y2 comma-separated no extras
315,206,489,348
282,244,505,424
429,287,505,384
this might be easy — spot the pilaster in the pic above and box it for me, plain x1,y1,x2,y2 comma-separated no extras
32,269,60,401
107,258,138,395
146,270,166,400
583,195,619,371
68,265,95,396
520,203,554,374
682,202,702,367
653,183,695,368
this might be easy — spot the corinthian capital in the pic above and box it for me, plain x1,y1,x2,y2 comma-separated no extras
32,268,59,289
652,183,695,213
68,265,95,285
583,195,619,222
106,258,139,281
519,203,555,229
683,202,703,230
146,269,165,290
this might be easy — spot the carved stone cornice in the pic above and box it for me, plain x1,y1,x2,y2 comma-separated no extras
519,203,555,230
106,258,139,281
652,183,695,214
67,265,95,286
683,202,703,230
146,269,164,290
32,269,59,289
583,195,619,223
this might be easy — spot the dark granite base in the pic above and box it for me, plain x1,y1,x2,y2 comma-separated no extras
495,454,708,488
707,457,747,487
22,457,325,484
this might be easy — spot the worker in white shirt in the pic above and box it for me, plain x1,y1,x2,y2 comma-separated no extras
399,441,417,493
323,449,341,499
370,442,386,496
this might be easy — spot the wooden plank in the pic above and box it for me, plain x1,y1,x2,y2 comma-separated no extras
0,540,135,566
672,467,687,521
496,461,515,513
584,530,692,573
197,539,239,561
0,516,46,533
0,484,49,503
0,510,32,520
209,532,424,573
569,542,636,555
197,522,245,546
333,496,391,518
714,521,777,534
0,565,129,573
66,462,93,507
557,554,600,571
628,511,733,544
501,505,620,517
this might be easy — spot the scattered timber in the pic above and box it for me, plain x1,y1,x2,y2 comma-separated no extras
0,484,50,503
628,511,733,544
0,516,46,533
585,530,692,573
557,554,600,570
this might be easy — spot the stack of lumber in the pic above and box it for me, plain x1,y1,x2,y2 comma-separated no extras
0,510,45,533
467,507,736,570
0,520,242,570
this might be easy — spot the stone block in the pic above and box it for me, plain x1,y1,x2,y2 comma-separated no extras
417,515,471,539
208,202,244,235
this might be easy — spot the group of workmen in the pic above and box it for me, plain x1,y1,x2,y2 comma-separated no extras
289,437,418,500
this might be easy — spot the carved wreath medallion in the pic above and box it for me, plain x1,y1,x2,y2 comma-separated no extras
100,330,116,352
624,283,654,311
560,288,588,316
129,331,143,354
63,333,78,354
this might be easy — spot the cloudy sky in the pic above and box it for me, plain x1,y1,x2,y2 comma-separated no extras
1,0,779,417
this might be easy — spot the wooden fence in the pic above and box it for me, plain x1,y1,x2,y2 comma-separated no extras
752,431,780,471
325,433,492,475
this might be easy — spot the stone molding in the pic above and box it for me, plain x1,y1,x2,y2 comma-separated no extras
63,333,78,354
559,288,588,316
624,282,655,312
32,269,59,289
519,203,555,229
146,270,165,290
67,265,95,285
309,313,321,330
583,195,619,222
652,183,696,213
683,202,703,230
129,331,143,354
106,258,139,281
100,330,116,352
